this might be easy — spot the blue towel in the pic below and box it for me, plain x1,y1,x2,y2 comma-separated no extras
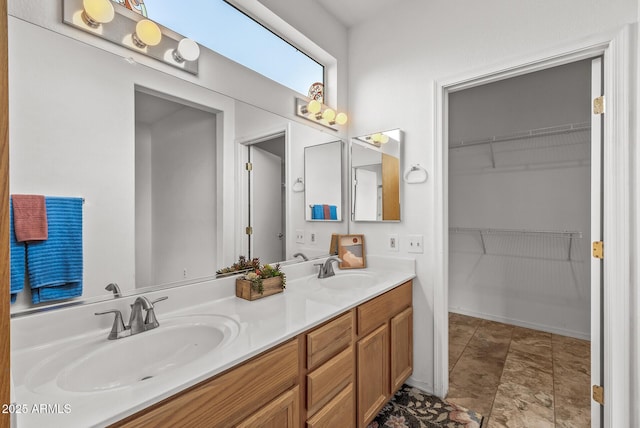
312,205,324,220
26,197,83,304
9,198,26,303
329,205,338,220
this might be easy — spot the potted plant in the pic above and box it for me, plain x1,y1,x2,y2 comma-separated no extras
216,255,261,278
235,263,286,301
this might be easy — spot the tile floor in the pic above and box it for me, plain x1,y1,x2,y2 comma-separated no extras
447,313,591,427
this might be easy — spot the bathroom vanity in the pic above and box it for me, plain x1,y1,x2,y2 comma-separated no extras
11,257,415,428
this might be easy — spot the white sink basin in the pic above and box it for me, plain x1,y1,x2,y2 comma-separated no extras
307,272,377,291
26,314,239,393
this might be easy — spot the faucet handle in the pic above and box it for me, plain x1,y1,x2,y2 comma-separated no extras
95,310,126,340
150,296,168,305
144,297,167,329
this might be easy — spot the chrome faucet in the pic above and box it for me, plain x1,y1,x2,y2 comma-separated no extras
314,256,343,279
293,252,309,261
105,282,121,298
95,296,167,340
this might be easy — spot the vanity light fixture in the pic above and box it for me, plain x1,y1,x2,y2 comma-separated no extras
63,0,200,74
132,19,162,48
173,38,200,63
295,97,348,130
81,0,115,28
292,177,305,193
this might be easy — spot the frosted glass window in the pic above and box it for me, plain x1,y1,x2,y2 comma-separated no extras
135,0,324,95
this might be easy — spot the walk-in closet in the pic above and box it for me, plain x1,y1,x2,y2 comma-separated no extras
446,59,594,427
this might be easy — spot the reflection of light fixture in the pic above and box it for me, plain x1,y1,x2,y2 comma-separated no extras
367,133,390,145
82,0,114,28
295,98,348,129
173,38,201,63
335,112,348,126
132,19,162,48
292,177,305,192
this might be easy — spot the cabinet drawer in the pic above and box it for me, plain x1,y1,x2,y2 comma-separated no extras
118,339,299,427
236,386,300,428
306,383,354,428
307,311,353,370
357,281,412,336
306,346,353,416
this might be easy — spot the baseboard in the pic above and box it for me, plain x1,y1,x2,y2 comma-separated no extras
405,377,435,396
449,307,591,341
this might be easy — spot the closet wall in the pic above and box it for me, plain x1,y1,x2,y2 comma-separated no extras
448,60,592,339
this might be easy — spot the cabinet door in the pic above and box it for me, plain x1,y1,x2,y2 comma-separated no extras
357,324,389,428
236,386,300,428
306,383,354,428
390,307,413,392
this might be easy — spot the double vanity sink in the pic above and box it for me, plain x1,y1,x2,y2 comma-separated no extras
11,256,415,427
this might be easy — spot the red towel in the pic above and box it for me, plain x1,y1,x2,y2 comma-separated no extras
323,204,331,219
12,194,48,242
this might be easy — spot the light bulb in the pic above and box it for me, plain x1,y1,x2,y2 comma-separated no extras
132,19,162,48
322,108,336,122
379,134,390,144
372,133,382,143
335,112,348,125
307,100,322,114
173,38,200,63
82,0,114,28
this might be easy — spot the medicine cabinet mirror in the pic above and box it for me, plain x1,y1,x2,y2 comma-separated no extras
305,141,343,222
351,129,402,222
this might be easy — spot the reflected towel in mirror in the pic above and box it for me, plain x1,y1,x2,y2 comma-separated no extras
26,197,83,304
9,198,25,303
11,194,48,242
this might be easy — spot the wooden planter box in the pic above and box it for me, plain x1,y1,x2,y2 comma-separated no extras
236,276,284,301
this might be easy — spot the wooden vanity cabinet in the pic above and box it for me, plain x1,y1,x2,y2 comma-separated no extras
113,280,412,428
356,281,413,428
114,339,301,428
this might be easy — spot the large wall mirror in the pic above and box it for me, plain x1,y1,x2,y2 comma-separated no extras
351,129,402,222
7,9,347,313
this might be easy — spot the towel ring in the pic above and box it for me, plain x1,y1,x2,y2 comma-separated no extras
404,164,428,184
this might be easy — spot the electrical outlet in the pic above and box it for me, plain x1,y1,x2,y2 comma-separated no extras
295,229,305,244
306,230,316,245
407,234,424,253
183,268,188,278
388,234,399,251
310,233,316,244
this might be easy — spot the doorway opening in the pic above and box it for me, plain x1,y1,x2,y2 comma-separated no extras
245,133,287,264
444,58,602,426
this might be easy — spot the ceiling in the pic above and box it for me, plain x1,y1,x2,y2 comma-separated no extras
135,92,186,125
315,0,411,28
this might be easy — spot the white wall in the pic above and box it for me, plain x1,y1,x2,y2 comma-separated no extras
150,108,217,285
347,0,638,395
135,123,153,287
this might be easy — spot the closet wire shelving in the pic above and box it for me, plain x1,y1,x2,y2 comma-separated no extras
449,121,591,170
449,227,583,261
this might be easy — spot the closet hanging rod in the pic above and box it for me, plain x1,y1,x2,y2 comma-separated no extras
449,121,591,149
449,227,582,238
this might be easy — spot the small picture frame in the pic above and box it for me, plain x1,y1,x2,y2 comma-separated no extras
338,234,366,269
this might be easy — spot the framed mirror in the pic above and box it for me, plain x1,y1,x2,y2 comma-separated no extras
305,141,343,222
351,129,402,222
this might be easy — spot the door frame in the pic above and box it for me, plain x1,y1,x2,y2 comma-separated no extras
236,126,290,262
433,26,633,427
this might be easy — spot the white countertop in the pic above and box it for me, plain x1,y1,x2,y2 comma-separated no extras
10,256,415,427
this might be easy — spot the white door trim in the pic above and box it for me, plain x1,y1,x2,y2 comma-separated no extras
433,26,632,427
